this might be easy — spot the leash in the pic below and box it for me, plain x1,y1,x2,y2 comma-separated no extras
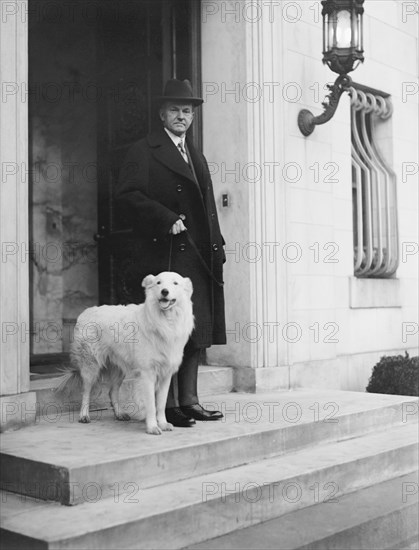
185,232,224,288
168,231,224,288
168,233,173,271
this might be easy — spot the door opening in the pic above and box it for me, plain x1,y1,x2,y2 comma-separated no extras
28,0,201,374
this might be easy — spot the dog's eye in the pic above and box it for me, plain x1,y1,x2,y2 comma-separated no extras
173,281,178,285
157,281,161,285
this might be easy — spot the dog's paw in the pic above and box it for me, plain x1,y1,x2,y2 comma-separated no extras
146,425,162,435
116,413,131,421
158,421,174,432
78,416,90,424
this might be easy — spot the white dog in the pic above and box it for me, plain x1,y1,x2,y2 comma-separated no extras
56,272,194,435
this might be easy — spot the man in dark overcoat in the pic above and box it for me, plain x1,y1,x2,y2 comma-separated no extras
114,79,226,427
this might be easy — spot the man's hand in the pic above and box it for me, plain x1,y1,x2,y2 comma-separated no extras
170,219,187,235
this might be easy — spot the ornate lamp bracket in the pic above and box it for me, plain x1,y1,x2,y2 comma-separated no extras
298,74,353,137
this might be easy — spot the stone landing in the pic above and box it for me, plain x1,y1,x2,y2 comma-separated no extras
0,390,418,549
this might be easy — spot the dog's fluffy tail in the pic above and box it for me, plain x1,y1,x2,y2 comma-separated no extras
54,365,82,397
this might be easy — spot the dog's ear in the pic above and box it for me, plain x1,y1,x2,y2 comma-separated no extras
142,274,155,289
183,277,193,297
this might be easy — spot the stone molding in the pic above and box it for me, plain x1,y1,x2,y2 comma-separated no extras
0,3,30,409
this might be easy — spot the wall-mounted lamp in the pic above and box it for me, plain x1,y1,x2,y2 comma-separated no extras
298,0,365,137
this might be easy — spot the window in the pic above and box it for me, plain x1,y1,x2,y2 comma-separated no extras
351,84,399,278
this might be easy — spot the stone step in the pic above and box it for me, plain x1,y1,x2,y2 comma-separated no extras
1,422,417,549
1,391,417,505
197,366,234,396
30,365,234,415
184,471,419,550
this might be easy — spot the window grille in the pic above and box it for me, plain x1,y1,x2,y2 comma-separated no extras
350,85,399,278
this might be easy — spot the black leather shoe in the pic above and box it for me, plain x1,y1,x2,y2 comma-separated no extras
181,403,223,421
165,407,196,427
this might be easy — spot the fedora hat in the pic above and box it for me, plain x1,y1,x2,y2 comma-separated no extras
156,79,203,106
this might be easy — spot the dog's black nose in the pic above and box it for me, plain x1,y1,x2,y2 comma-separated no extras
161,288,169,297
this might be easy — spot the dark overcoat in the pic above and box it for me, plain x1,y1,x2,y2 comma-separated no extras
114,127,226,347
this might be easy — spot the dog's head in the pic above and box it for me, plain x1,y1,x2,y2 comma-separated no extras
142,272,193,311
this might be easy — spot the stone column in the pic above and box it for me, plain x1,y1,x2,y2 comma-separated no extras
240,2,290,391
0,0,36,431
202,1,289,391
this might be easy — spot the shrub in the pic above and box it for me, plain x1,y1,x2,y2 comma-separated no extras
366,352,419,396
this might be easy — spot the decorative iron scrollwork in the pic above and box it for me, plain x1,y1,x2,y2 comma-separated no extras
298,74,353,137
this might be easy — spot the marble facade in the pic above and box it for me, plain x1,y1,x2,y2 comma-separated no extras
1,1,418,432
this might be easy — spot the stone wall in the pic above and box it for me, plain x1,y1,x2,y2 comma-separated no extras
202,0,418,391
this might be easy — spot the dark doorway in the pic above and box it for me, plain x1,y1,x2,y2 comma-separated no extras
28,0,201,373
95,0,202,305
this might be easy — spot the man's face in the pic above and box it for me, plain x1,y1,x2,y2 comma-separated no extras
159,102,194,137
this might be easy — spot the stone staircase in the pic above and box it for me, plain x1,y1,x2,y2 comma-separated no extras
0,386,418,549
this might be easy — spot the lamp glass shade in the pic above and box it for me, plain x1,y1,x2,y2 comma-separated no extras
335,10,352,47
322,0,364,75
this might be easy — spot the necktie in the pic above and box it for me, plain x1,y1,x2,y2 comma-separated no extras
177,140,204,201
178,140,189,163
